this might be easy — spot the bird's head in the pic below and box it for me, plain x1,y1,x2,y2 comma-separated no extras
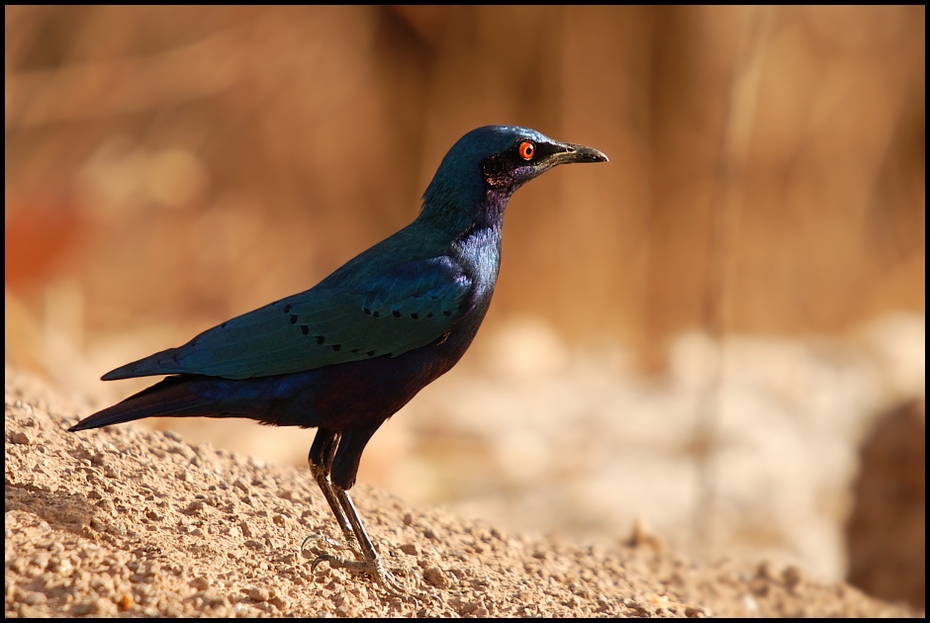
421,125,608,232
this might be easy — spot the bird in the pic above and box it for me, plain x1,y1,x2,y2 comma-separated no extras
69,125,608,598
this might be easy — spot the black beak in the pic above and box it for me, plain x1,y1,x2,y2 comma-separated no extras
548,141,609,166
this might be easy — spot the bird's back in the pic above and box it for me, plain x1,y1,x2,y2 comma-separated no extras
102,217,502,382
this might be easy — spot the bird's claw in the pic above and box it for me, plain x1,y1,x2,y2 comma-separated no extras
310,552,423,604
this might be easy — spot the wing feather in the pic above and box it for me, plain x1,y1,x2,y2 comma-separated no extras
104,255,471,380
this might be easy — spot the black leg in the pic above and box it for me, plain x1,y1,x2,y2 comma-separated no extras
306,429,362,558
305,427,420,600
324,482,416,598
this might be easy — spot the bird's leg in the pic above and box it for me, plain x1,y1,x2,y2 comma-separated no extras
319,483,420,600
304,462,364,559
303,429,363,559
304,428,421,600
307,462,417,600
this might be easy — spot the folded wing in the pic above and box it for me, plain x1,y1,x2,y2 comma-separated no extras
103,255,471,380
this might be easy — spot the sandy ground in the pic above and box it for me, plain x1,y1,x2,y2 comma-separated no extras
4,366,916,617
62,313,924,590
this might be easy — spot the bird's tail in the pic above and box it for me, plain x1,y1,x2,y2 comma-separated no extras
69,375,236,431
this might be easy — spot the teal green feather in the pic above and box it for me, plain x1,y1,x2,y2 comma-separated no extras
104,222,472,380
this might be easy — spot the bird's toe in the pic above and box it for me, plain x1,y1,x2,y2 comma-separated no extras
310,553,422,602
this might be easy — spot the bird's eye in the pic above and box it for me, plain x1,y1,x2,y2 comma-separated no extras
518,141,535,161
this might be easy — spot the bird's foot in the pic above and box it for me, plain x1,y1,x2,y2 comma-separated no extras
301,534,427,602
311,552,427,604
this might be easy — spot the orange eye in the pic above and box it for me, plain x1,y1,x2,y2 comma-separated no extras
519,141,535,160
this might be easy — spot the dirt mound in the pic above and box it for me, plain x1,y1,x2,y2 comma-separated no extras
4,367,916,617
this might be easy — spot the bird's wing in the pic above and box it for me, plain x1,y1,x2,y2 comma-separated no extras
103,256,471,380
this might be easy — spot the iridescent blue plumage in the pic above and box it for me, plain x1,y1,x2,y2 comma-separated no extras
69,125,608,598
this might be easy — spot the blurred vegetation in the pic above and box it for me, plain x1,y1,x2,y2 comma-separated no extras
5,6,925,378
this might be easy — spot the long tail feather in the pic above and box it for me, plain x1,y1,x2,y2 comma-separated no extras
70,371,325,432
69,376,222,431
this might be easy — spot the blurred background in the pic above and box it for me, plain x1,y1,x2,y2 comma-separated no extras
5,6,924,608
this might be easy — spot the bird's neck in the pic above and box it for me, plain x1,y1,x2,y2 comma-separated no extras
417,187,513,240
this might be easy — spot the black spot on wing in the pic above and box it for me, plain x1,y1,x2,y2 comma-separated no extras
290,315,298,324
315,335,325,345
283,304,292,313
300,325,309,336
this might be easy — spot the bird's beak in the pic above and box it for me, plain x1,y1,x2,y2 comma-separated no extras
549,141,609,166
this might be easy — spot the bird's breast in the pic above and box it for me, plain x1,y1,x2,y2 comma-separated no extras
454,225,503,305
